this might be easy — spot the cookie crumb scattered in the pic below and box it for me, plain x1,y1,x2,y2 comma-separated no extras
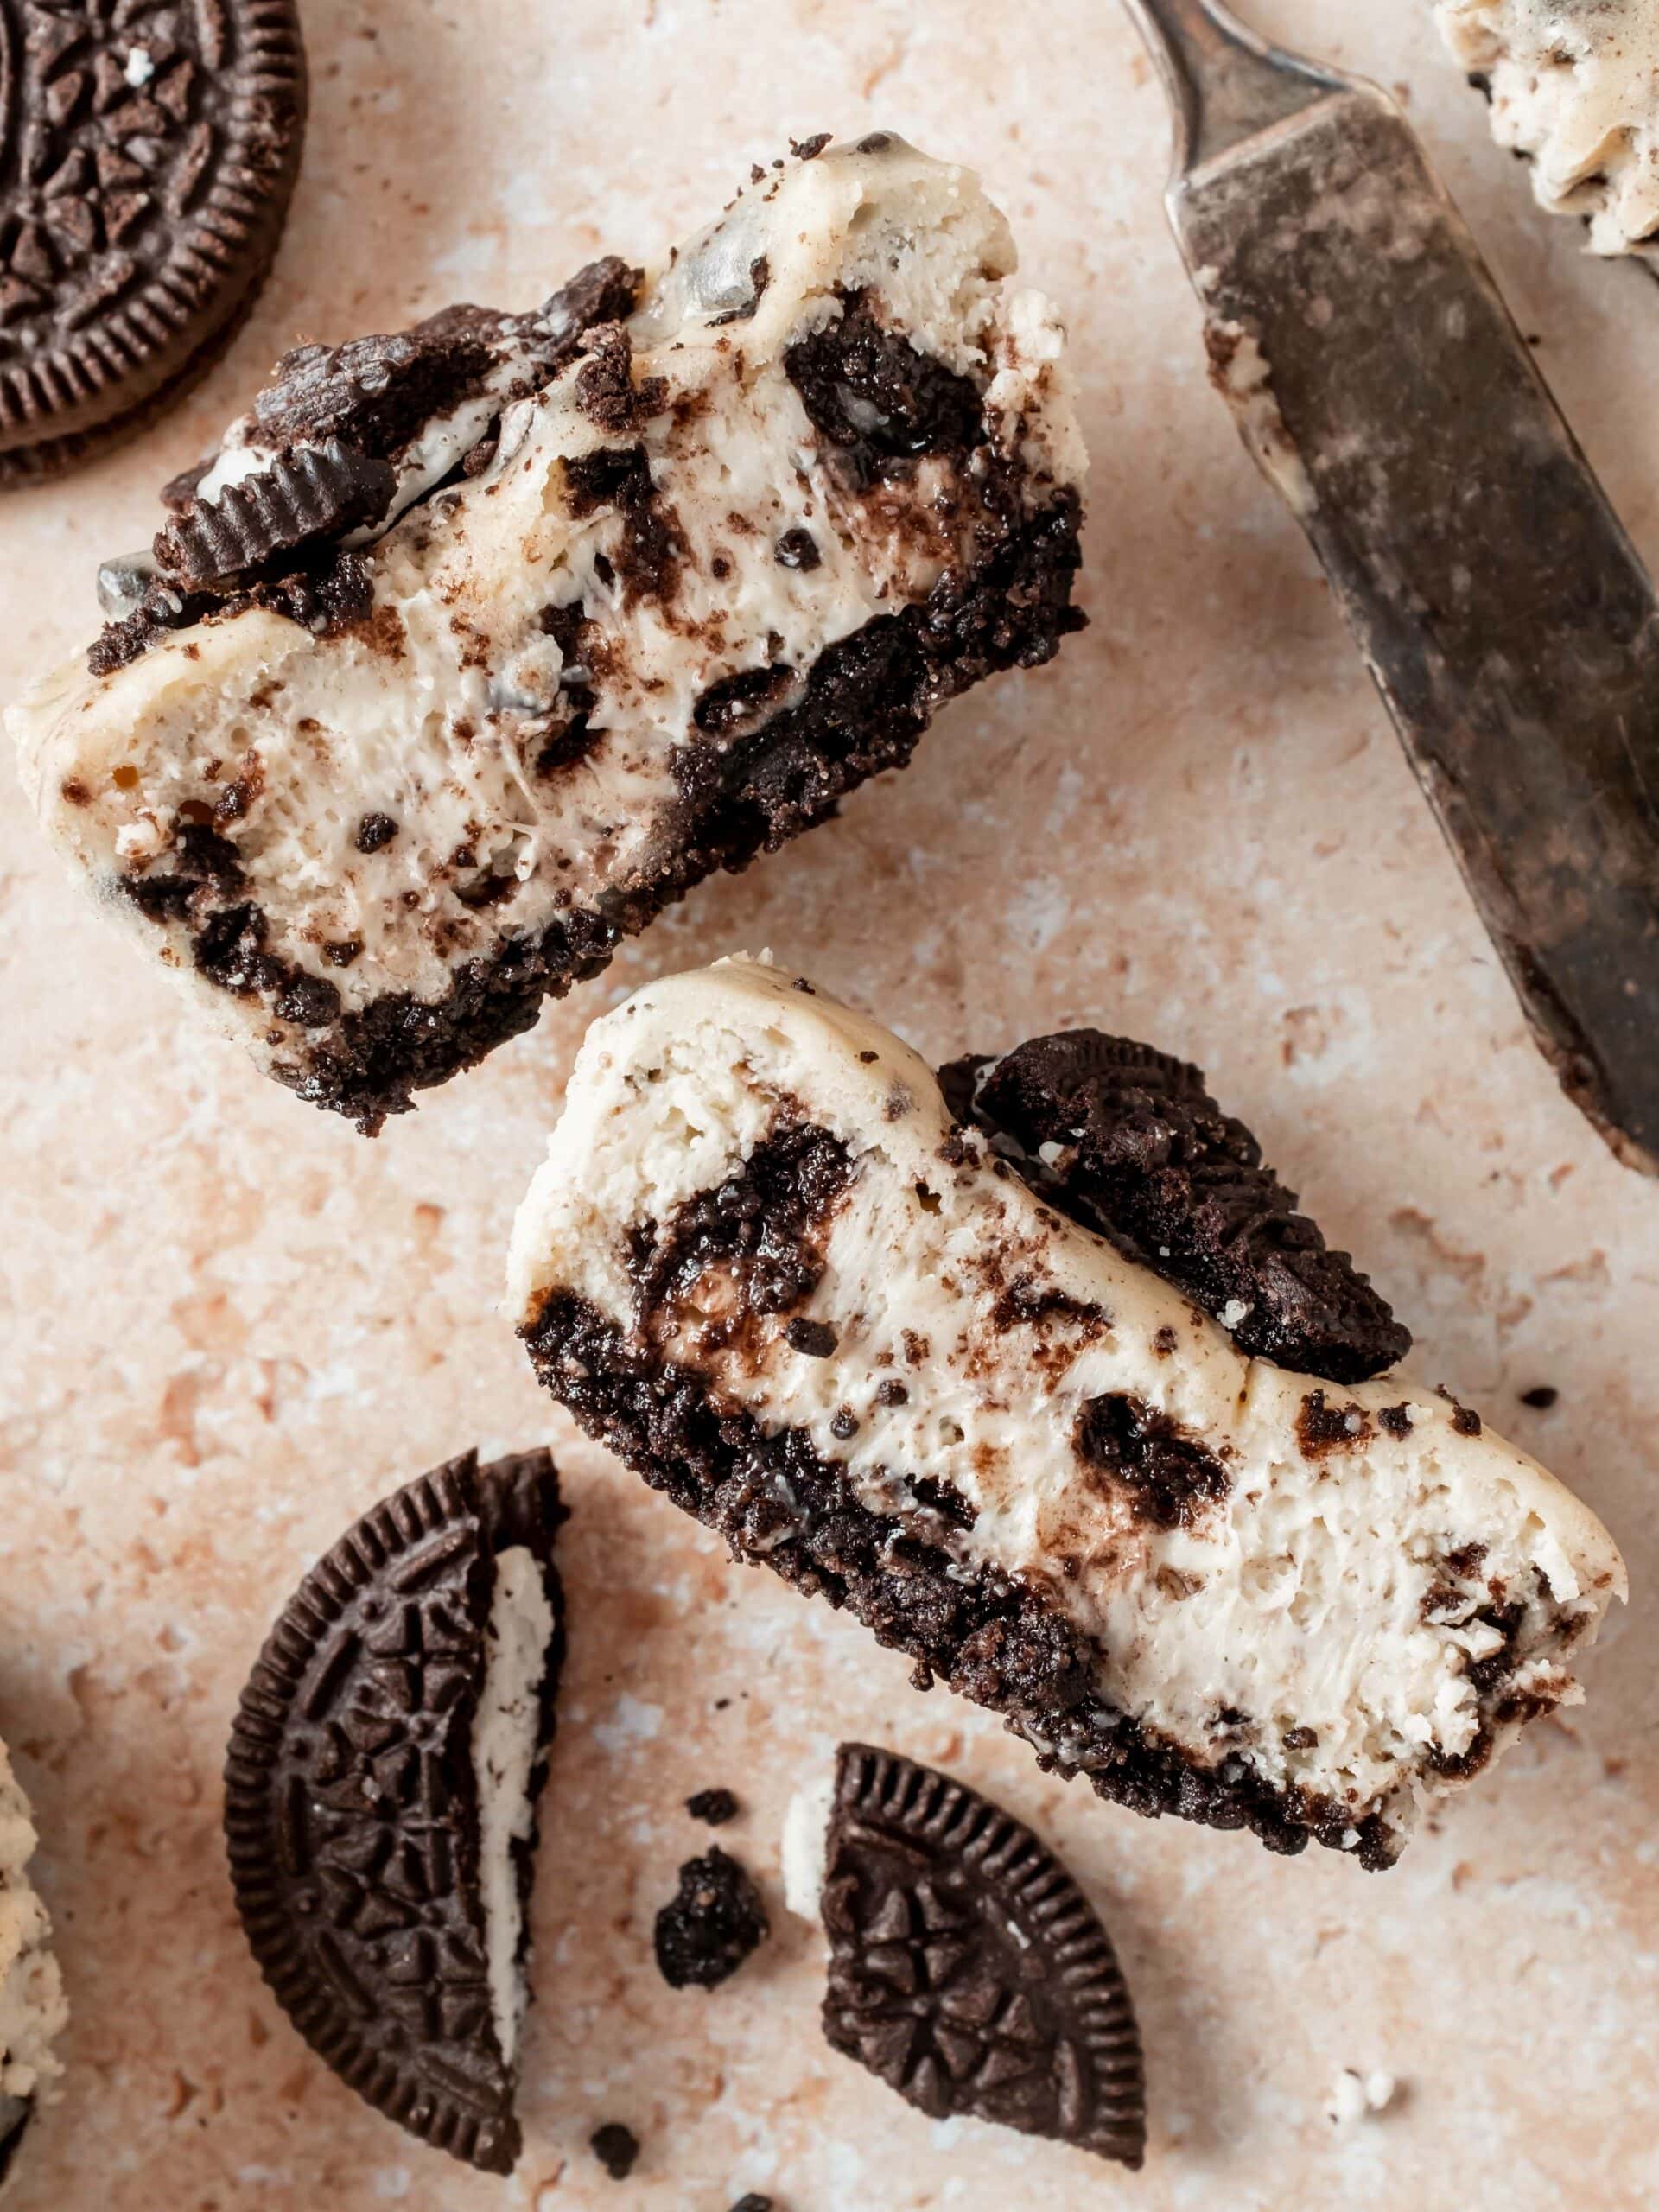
654,1846,769,1989
1520,1385,1559,1410
687,1787,740,1826
590,2122,640,2179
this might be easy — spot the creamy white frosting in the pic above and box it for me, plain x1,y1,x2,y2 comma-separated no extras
0,1743,67,2139
470,1544,556,2073
1437,1,1659,255
507,956,1626,1859
9,137,1084,1086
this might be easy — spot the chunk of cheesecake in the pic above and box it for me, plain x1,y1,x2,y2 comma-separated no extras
9,135,1085,1132
1437,2,1659,257
506,956,1624,1866
0,1741,67,2191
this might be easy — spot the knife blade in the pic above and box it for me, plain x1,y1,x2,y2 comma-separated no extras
1122,0,1659,1175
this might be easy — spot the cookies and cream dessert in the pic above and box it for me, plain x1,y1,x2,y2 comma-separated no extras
1437,3,1659,257
0,1742,67,2192
507,956,1624,1867
9,134,1084,1131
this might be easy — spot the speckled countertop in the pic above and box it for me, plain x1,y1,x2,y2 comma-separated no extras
2,3,1656,2207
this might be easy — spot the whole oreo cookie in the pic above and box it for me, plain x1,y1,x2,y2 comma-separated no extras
224,1448,566,2174
813,1745,1146,2165
0,0,306,486
943,1031,1411,1384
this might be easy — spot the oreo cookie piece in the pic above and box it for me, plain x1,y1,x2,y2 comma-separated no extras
153,438,397,586
224,1448,566,2174
0,0,307,486
652,1846,769,1990
785,1745,1146,2166
944,1032,1411,1385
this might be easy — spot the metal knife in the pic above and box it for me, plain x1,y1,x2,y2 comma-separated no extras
1122,0,1659,1175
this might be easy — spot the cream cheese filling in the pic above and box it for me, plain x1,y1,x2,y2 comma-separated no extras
470,1545,556,2071
1437,1,1659,254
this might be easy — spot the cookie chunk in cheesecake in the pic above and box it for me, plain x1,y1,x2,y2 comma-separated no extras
10,135,1084,1132
507,955,1624,1868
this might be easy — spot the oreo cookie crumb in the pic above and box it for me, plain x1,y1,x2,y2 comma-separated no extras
730,2197,774,2211
785,1317,839,1358
687,1788,740,1826
1520,1385,1559,1410
654,1846,769,1989
590,2123,640,2181
775,527,821,571
354,812,398,855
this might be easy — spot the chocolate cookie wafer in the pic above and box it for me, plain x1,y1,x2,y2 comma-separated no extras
783,1745,1145,2165
0,0,307,484
940,1031,1410,1384
224,1449,564,2173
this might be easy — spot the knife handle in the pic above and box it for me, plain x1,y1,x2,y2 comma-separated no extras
1121,0,1346,175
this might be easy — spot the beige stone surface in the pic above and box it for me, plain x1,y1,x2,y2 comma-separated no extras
1,1,1656,2205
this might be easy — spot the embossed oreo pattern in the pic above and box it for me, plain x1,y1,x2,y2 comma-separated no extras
822,1745,1146,2166
223,1449,563,2175
0,0,306,480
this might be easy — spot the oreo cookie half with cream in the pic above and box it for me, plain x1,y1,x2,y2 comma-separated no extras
224,1449,564,2173
1436,3,1659,260
508,955,1625,1868
783,1745,1145,2165
0,1740,68,2193
10,133,1084,1131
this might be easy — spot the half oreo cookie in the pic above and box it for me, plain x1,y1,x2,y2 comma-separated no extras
941,1030,1411,1385
784,1745,1146,2165
224,1448,565,2173
0,0,307,485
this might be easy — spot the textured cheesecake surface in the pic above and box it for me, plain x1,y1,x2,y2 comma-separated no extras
509,957,1625,1866
9,136,1084,1130
0,1742,67,2190
1437,2,1659,255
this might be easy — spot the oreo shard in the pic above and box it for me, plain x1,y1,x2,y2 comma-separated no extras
0,1742,68,2191
509,955,1626,1867
224,1450,565,2173
10,137,1085,1134
940,1032,1410,1384
785,1745,1144,2164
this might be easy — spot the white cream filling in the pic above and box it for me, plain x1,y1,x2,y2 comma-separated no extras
10,137,1085,1070
470,1545,556,2070
1436,1,1659,254
507,957,1626,1855
0,1746,67,2121
781,1773,836,1923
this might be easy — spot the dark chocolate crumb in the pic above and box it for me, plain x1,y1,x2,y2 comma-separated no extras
354,812,398,855
775,526,821,571
785,1318,839,1358
1520,1385,1559,1411
590,2123,640,2181
830,1407,861,1440
1377,1402,1413,1440
1452,1405,1483,1437
686,1788,740,1827
791,132,833,160
654,1847,769,1990
729,2197,773,2212
874,1379,909,1407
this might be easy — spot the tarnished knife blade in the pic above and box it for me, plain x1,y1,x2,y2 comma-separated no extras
1124,0,1659,1174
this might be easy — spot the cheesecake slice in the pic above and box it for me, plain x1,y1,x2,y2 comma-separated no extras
8,135,1084,1132
506,956,1624,1866
1437,3,1659,258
